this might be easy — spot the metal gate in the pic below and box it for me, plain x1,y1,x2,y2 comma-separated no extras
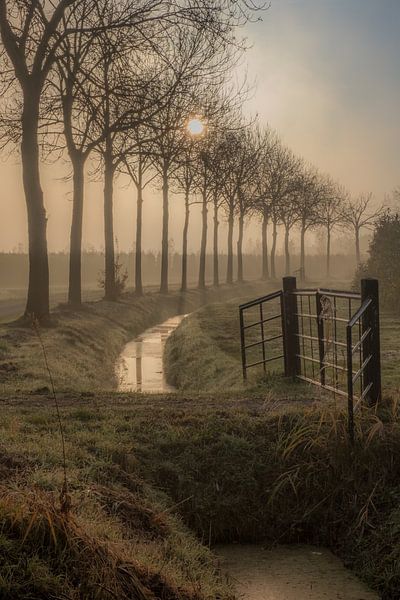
239,277,381,442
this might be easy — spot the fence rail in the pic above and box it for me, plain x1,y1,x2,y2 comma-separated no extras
239,277,381,442
239,290,285,379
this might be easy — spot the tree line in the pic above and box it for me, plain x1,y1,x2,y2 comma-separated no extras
0,0,385,322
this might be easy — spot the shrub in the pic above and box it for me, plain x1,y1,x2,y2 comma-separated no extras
354,212,400,310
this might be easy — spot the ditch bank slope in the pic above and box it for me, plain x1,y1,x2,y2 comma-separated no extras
0,281,268,394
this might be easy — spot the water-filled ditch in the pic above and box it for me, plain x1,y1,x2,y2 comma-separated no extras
116,314,379,599
116,314,187,392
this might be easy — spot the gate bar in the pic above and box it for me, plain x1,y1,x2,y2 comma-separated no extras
361,279,381,405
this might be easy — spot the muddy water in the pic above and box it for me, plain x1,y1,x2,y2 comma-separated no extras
217,545,379,600
116,314,187,393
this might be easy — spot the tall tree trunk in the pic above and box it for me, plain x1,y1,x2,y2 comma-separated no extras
237,213,244,282
261,211,269,280
355,228,361,265
198,183,207,289
68,153,85,306
226,205,234,284
160,164,169,293
103,149,116,300
326,227,331,279
181,189,190,292
21,93,50,322
284,224,290,275
213,196,219,286
135,180,143,296
270,218,277,280
300,222,306,282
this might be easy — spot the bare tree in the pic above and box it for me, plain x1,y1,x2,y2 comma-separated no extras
218,131,240,283
234,128,262,282
253,128,276,280
293,166,325,282
196,131,228,289
0,0,264,316
151,24,243,293
170,137,198,292
0,0,79,321
196,146,213,289
149,66,197,294
319,178,345,278
209,147,227,287
279,194,298,276
86,15,171,300
0,0,169,317
342,192,386,265
194,126,236,287
51,0,110,306
122,125,158,296
261,141,298,279
53,0,166,304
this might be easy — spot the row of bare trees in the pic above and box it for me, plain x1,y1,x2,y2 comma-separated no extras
170,123,385,291
0,0,384,323
0,0,263,321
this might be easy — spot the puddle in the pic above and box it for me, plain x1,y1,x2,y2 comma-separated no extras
216,545,379,600
116,314,187,393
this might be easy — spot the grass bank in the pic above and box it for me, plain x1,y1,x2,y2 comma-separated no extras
165,298,400,393
165,296,286,393
0,281,270,395
0,393,399,598
2,281,400,599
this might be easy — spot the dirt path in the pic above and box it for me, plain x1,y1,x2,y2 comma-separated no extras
217,545,379,600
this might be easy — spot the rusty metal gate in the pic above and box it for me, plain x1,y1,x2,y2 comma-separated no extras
239,277,381,442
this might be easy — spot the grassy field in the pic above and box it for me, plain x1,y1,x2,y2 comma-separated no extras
0,281,271,395
0,393,400,598
1,281,400,599
165,295,400,394
164,295,287,393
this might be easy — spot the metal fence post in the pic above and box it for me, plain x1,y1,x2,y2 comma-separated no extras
282,276,300,378
316,291,326,386
346,324,355,445
361,278,381,405
239,306,247,380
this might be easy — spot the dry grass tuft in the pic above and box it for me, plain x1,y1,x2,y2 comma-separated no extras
0,486,216,600
92,485,171,540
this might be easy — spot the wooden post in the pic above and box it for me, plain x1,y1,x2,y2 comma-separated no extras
282,276,300,378
361,278,381,405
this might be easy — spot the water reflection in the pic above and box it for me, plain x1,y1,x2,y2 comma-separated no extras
216,545,378,600
116,314,187,393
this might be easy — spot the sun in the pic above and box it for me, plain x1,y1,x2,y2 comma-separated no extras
187,117,205,137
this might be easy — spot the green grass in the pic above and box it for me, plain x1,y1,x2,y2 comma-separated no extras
164,294,286,392
0,281,271,395
380,312,400,391
0,394,399,598
2,281,400,598
165,296,400,395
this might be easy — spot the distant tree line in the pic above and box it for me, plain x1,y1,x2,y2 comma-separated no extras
0,250,358,290
0,0,386,322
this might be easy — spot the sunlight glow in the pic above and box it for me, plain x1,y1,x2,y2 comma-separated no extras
187,118,205,137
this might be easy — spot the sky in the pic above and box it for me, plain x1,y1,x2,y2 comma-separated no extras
0,0,399,253
244,0,400,197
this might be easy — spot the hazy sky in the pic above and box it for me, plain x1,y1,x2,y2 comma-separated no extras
245,0,400,197
0,0,399,253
